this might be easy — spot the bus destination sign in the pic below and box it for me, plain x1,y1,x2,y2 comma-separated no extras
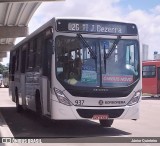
68,23,126,34
56,19,138,35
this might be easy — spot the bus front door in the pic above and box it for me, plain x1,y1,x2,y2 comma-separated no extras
41,37,52,115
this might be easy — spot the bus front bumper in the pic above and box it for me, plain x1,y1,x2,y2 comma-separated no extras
51,99,140,120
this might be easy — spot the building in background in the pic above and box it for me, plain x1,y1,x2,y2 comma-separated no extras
142,44,149,61
154,51,160,60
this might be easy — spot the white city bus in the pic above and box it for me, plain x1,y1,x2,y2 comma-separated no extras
9,17,141,127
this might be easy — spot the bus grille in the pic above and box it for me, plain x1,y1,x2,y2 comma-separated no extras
76,109,124,118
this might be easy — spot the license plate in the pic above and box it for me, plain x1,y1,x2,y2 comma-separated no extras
92,114,109,120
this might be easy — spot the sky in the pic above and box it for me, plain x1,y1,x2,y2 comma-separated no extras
2,0,160,65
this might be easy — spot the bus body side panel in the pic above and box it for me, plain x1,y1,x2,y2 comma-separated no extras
25,72,36,111
142,77,157,94
142,61,160,95
41,76,51,115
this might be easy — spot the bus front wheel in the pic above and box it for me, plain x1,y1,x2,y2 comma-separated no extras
99,119,114,127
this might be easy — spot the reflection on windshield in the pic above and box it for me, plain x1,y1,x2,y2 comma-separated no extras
102,40,139,87
104,35,121,60
56,35,139,88
77,33,97,59
56,36,98,87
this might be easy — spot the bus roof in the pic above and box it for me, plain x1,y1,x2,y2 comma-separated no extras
55,17,137,24
11,17,138,51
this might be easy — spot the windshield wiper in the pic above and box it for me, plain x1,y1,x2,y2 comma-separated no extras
104,35,121,60
77,33,97,59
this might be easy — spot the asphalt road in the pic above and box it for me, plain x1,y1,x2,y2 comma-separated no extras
0,88,160,146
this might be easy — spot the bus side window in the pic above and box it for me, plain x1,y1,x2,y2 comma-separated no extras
27,41,34,70
15,49,20,72
35,36,42,68
21,49,27,73
11,55,16,81
33,38,37,68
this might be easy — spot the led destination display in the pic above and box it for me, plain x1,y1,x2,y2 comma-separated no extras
56,19,138,35
68,23,126,34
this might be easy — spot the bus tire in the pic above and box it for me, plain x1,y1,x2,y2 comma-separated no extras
35,90,42,117
15,89,23,113
99,119,114,127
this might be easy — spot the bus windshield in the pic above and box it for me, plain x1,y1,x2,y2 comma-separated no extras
56,35,139,88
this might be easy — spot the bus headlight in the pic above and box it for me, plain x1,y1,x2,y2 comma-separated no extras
127,90,141,106
54,88,73,106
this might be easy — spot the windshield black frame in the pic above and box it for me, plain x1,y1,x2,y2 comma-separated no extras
55,35,140,97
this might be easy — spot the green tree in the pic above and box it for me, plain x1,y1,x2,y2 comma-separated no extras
0,63,9,74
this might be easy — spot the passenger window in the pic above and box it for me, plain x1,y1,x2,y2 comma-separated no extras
11,55,16,81
33,38,37,68
126,45,135,65
15,49,20,72
21,49,27,73
35,36,42,67
27,42,34,70
43,38,52,77
142,65,156,78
